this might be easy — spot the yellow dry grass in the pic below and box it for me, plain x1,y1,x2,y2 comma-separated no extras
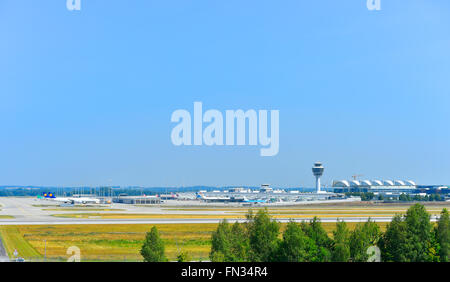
1,224,217,261
51,212,426,219
0,221,390,262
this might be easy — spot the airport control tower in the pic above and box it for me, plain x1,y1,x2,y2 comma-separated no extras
312,162,325,193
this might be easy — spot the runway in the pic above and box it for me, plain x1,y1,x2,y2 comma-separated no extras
0,217,394,225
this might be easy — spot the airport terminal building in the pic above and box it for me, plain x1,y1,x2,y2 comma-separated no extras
332,180,417,195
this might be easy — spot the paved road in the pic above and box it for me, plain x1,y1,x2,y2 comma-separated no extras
0,234,9,262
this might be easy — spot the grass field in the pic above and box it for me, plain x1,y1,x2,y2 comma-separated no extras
0,215,14,219
50,206,449,219
164,204,450,213
0,226,42,258
0,222,389,262
0,224,216,261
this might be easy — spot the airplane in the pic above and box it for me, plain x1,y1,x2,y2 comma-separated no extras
70,197,101,204
196,192,231,203
40,193,72,203
196,193,267,204
242,197,267,203
40,193,100,205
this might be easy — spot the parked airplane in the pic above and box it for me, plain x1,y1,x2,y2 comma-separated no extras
38,193,72,203
196,192,231,203
196,193,267,203
242,197,267,203
39,193,100,204
71,197,101,204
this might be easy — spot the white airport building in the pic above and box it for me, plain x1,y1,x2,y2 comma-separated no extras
332,179,417,195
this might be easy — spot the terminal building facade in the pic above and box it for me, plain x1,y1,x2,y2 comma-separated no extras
332,179,417,195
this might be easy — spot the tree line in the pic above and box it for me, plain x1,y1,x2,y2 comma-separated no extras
344,192,444,202
140,203,450,262
398,193,443,202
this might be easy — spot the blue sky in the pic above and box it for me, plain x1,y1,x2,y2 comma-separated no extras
1,0,449,187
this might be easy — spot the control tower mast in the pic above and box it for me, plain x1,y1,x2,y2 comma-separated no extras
312,162,325,193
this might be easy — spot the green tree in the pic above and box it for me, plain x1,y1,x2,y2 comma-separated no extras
436,208,450,261
380,204,438,262
247,209,280,262
433,194,443,201
404,203,438,261
379,215,408,262
229,222,249,261
210,219,233,262
141,226,167,262
380,215,407,262
210,220,249,262
276,221,318,262
413,194,422,201
301,217,332,261
331,220,350,262
349,218,381,262
360,192,374,201
399,194,408,201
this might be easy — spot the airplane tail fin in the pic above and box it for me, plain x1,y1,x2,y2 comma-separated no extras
43,192,56,199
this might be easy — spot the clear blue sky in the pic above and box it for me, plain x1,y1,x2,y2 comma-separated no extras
1,1,449,187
